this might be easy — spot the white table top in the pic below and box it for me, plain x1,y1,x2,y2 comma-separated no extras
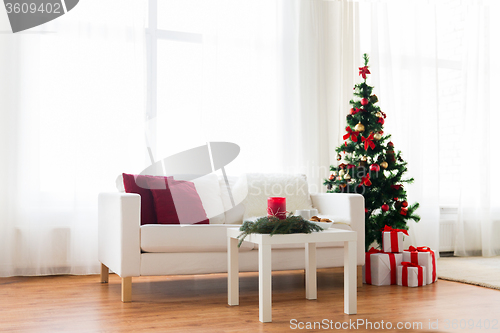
227,227,356,245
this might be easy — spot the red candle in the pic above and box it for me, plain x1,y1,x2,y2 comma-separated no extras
267,197,286,220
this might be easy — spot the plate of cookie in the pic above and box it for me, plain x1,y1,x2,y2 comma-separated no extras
309,216,334,230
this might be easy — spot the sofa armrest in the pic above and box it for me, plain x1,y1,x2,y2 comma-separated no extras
310,193,365,265
98,192,141,277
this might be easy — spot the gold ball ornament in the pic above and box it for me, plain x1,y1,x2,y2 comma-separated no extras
380,161,388,169
354,122,365,132
339,169,345,177
375,112,382,118
344,174,351,180
337,176,343,181
374,133,382,141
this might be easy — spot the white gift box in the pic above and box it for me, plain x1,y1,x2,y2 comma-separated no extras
382,231,405,253
397,264,427,287
403,247,438,284
363,252,403,286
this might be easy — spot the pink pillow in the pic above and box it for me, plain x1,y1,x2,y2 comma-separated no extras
122,173,158,225
148,177,209,225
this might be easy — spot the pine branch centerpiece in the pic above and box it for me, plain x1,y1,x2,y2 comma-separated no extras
237,215,323,247
324,54,420,251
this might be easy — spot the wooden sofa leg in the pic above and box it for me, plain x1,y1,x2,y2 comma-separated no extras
121,277,132,302
357,265,363,287
100,263,109,283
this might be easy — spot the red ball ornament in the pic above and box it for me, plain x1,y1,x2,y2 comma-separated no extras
381,204,389,212
400,207,408,216
402,200,408,208
378,117,385,125
364,208,368,213
369,164,380,172
361,98,369,106
329,174,334,180
393,197,398,201
388,141,394,148
350,108,355,115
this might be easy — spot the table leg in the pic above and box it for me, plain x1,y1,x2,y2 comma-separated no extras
305,242,317,300
228,236,239,306
344,240,357,314
259,243,272,323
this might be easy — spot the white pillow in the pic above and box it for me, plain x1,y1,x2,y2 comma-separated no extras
218,174,248,224
174,173,226,224
242,173,313,220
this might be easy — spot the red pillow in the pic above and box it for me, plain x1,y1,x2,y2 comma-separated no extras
122,173,158,225
148,177,209,225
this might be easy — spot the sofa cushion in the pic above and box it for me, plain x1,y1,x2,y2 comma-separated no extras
122,173,158,225
148,177,209,225
219,174,247,224
242,173,313,219
140,224,254,253
178,173,226,224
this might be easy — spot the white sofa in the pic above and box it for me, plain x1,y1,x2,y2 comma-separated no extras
98,173,365,302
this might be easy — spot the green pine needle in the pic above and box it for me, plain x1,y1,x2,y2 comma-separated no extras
237,214,323,247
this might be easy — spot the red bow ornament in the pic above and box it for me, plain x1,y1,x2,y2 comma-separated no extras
361,174,372,186
343,126,359,142
359,66,370,79
361,133,376,150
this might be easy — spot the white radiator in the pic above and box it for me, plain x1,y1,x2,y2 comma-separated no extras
439,207,458,252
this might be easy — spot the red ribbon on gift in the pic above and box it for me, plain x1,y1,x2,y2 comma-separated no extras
407,246,437,282
343,126,359,142
401,262,424,287
382,226,409,253
361,133,376,150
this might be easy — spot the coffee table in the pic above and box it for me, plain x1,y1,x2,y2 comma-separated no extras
227,228,357,323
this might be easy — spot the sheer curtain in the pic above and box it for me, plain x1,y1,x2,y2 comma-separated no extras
455,0,500,257
358,1,440,250
0,0,147,276
153,0,358,192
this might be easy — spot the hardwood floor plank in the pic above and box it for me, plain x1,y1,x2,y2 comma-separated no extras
0,269,499,332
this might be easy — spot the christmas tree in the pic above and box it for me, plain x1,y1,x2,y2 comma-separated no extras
324,54,420,251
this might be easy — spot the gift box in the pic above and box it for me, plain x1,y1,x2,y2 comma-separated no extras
403,246,437,284
381,225,409,253
397,262,426,287
363,247,403,286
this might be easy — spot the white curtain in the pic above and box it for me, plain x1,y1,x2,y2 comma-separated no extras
357,1,441,251
0,0,146,276
0,0,356,276
455,0,500,257
280,0,360,193
153,0,358,193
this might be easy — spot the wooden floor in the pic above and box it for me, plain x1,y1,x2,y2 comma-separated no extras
1,269,499,332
